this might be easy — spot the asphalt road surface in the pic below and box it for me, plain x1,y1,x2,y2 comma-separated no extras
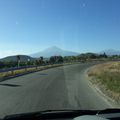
0,63,113,118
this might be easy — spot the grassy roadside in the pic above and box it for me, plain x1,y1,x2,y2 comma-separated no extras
87,62,120,104
0,62,76,81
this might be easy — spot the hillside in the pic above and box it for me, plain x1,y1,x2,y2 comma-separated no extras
0,55,35,62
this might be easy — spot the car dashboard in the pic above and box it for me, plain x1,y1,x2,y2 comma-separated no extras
1,109,120,120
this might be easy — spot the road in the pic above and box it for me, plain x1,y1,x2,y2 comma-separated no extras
0,63,112,117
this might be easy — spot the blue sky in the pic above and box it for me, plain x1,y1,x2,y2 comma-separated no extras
0,0,120,58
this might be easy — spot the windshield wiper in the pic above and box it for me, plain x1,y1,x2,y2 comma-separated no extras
3,109,120,120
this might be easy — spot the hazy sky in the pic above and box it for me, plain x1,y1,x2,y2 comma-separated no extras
0,0,120,58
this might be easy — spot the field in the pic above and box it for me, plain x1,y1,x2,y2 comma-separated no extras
88,62,120,103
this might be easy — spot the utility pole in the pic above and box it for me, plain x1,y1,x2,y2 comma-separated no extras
17,55,20,68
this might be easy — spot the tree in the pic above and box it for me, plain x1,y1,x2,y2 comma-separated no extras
49,56,63,64
50,56,56,64
40,56,43,61
99,52,108,58
103,52,108,58
35,60,39,66
57,56,63,63
63,56,69,62
39,56,44,65
0,61,5,69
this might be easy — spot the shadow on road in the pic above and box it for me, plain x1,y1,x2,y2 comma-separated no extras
0,83,21,87
39,73,48,76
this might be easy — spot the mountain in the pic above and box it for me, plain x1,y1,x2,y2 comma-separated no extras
99,49,120,56
0,55,35,62
31,46,80,58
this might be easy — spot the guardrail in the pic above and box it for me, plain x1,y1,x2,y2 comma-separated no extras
0,60,106,74
0,64,49,73
0,63,66,81
0,62,82,81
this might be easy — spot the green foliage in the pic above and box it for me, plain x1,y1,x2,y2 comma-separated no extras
99,52,108,58
4,61,18,68
50,56,63,64
110,55,120,59
40,56,43,61
0,61,5,69
63,53,99,62
0,53,120,69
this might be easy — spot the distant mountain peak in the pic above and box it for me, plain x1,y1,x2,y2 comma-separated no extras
31,46,79,58
99,49,120,55
44,46,62,51
49,46,61,49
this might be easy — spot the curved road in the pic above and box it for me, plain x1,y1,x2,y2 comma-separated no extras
0,63,112,117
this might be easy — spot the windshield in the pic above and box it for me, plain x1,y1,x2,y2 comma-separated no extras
0,0,120,118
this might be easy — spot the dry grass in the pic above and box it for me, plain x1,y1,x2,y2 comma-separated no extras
0,64,66,80
0,68,33,79
88,61,120,103
0,62,78,81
